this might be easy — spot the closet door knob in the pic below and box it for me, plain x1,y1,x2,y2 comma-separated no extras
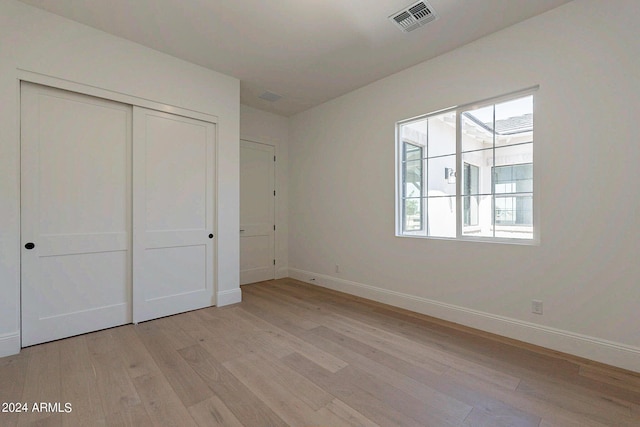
208,234,214,239
25,242,35,250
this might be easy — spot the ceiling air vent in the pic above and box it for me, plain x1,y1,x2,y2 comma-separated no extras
258,91,282,102
389,1,438,33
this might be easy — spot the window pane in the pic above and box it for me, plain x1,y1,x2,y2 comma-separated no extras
427,196,456,238
403,141,423,161
463,196,478,226
462,195,493,237
400,119,428,148
462,105,494,152
494,162,533,194
403,159,422,197
403,198,423,232
494,143,532,169
462,150,492,195
495,194,533,239
495,194,532,224
428,112,456,157
428,155,456,197
495,95,533,147
463,163,479,195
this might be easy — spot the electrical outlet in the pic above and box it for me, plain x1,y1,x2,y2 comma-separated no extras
532,299,543,315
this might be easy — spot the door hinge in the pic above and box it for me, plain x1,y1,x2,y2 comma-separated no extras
273,259,276,265
274,155,276,162
273,190,276,196
273,224,276,231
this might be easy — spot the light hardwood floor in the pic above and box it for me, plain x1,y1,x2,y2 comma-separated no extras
1,278,639,426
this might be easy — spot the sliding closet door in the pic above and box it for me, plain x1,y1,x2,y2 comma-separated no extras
21,82,132,347
133,107,216,323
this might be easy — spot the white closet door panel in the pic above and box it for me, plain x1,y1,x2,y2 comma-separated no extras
133,107,215,323
144,246,206,300
21,82,132,347
38,252,129,318
36,92,129,235
240,140,275,285
144,114,208,231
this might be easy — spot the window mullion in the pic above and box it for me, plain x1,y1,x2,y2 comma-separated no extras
455,111,462,238
424,120,429,236
492,105,496,238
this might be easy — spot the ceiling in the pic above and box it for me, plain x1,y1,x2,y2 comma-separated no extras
18,0,572,116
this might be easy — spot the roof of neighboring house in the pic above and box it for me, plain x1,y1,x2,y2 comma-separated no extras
464,112,533,135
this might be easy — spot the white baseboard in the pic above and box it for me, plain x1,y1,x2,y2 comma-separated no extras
0,331,20,358
289,268,640,373
217,288,242,307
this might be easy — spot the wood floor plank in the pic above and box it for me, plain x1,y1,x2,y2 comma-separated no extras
301,322,475,420
112,325,160,380
175,310,251,363
188,395,244,427
242,284,324,330
59,335,105,426
236,301,349,373
308,321,593,426
2,279,639,427
579,364,640,393
321,398,381,427
516,377,636,425
102,404,153,427
234,350,335,411
131,373,197,427
440,358,610,427
339,363,469,426
0,352,29,427
134,319,213,408
321,310,523,390
222,353,341,427
84,329,141,417
463,406,539,427
177,343,289,427
18,342,61,426
281,351,428,427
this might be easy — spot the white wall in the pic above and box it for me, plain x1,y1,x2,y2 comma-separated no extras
0,0,240,357
288,0,640,372
240,104,289,278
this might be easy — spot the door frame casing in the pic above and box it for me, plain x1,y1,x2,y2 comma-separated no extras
240,138,277,285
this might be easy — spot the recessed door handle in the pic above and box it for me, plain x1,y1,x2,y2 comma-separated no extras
25,242,35,250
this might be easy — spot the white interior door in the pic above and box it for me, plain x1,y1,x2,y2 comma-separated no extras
240,140,275,285
133,107,216,323
21,82,132,347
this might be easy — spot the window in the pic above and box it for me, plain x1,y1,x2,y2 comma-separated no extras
396,91,535,242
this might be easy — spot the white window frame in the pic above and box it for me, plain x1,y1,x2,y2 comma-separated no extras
395,87,540,244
